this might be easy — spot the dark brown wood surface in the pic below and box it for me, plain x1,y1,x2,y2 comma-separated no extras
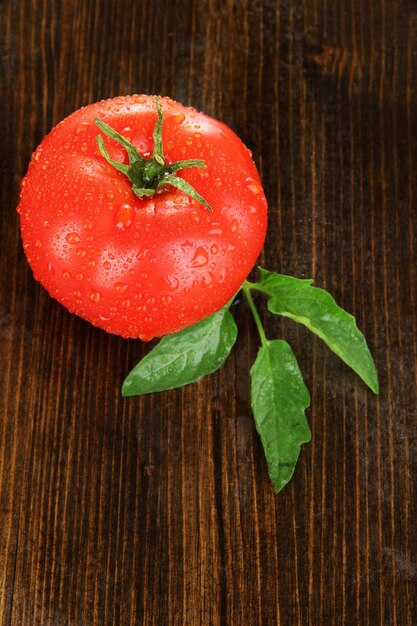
1,1,416,624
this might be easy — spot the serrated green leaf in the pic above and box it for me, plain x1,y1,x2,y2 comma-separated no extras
253,268,379,394
250,340,311,493
122,304,237,396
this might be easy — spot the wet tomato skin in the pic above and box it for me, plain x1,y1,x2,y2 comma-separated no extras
17,95,267,340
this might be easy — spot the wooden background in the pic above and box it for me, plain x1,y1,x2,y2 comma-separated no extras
1,0,416,624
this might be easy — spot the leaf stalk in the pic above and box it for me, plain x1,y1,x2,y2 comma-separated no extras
242,281,268,347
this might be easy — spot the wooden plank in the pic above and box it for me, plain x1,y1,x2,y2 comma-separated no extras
0,0,416,623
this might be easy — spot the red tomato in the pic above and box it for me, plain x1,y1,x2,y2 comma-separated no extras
17,95,267,340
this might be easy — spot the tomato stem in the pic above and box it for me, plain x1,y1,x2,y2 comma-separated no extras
94,97,212,211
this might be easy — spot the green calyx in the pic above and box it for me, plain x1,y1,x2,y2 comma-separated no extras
94,97,212,211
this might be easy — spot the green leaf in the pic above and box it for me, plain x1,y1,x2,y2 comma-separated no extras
250,340,311,493
253,268,379,394
122,304,237,396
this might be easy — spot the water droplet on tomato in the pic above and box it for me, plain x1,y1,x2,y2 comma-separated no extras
218,268,227,283
35,240,42,248
99,313,111,321
114,282,127,292
77,249,87,258
208,223,223,236
121,299,131,308
76,273,84,280
76,122,89,133
231,219,239,232
162,296,172,305
90,291,101,303
138,333,154,342
164,275,179,291
210,244,219,255
116,203,134,230
190,247,209,267
246,177,261,195
202,272,214,286
136,248,149,260
62,271,70,279
103,261,111,270
65,232,81,244
171,112,185,124
249,205,257,214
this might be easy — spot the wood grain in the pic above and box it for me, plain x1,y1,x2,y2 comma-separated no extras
1,0,416,624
